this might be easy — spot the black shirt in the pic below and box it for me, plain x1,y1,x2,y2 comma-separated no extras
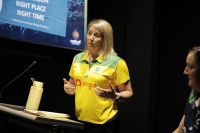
184,90,200,133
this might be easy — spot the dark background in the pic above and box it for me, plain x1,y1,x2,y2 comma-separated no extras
1,0,200,133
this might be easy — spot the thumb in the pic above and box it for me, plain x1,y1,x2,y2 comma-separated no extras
63,78,69,84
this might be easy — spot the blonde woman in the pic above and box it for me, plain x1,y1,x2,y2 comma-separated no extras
63,19,133,133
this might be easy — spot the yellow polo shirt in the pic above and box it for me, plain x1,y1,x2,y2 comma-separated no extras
69,51,130,124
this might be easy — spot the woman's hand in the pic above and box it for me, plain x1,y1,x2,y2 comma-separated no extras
94,82,119,100
63,78,76,95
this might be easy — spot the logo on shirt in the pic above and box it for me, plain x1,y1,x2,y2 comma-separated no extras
76,79,81,86
75,79,97,89
95,67,100,72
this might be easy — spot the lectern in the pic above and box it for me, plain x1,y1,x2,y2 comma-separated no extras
0,103,84,133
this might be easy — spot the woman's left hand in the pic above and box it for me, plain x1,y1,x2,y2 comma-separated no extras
94,82,117,99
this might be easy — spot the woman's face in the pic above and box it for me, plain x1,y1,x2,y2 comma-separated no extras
87,25,103,56
184,52,200,91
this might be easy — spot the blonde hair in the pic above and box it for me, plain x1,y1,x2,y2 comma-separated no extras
86,19,116,58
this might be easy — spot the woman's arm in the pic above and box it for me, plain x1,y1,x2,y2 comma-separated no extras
94,80,133,101
115,80,133,101
172,115,185,133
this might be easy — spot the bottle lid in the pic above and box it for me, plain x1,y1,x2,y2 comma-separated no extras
31,78,43,88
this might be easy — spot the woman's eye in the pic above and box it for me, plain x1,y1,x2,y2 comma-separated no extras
94,34,100,38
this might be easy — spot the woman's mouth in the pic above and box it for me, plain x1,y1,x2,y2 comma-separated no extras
89,43,95,48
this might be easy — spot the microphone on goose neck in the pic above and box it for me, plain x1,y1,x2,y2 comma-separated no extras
0,60,37,100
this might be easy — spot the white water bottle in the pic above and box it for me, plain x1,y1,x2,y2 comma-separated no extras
25,78,44,110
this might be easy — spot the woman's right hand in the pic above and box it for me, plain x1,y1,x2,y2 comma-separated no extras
63,78,76,95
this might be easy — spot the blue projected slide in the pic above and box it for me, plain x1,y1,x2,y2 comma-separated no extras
0,0,87,51
1,0,68,36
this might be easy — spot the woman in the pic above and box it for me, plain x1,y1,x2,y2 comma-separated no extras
173,46,200,133
63,19,133,133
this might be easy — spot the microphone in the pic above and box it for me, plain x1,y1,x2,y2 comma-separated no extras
0,60,37,100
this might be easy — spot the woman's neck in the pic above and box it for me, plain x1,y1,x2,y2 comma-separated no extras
88,51,99,61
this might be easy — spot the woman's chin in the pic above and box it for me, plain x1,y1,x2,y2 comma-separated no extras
188,82,193,88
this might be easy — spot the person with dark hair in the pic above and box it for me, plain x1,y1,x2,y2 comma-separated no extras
63,19,133,133
173,46,200,133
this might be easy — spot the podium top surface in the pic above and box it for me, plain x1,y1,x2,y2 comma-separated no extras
0,103,84,129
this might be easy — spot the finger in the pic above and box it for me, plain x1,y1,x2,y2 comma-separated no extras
63,78,70,84
63,78,67,83
94,87,102,94
94,87,102,96
109,82,115,92
96,86,108,92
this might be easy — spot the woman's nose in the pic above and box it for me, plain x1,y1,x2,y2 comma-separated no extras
89,34,94,40
183,67,188,75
